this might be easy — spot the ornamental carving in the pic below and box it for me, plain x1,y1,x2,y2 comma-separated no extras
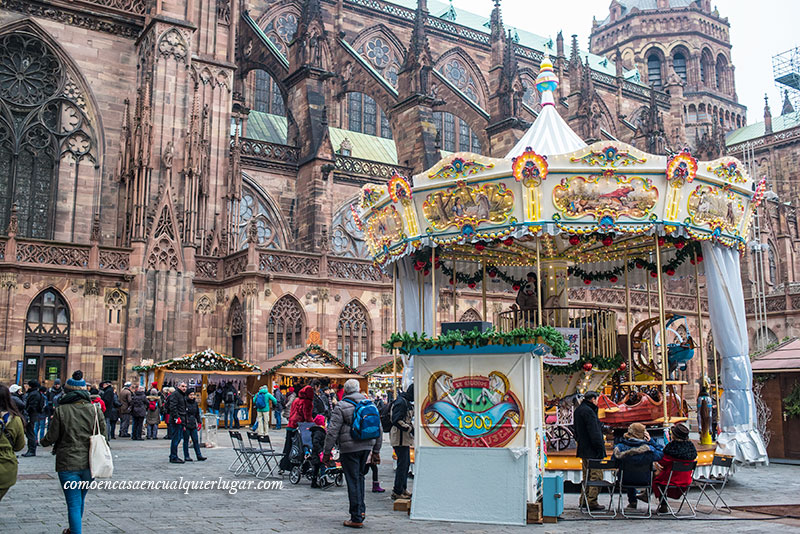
0,34,62,106
158,29,188,60
0,0,142,38
570,146,646,167
195,294,213,315
328,260,383,282
84,279,100,296
195,258,219,279
98,250,130,271
16,243,90,268
105,288,127,309
686,185,745,234
0,273,17,289
428,157,494,181
147,237,179,271
259,252,320,275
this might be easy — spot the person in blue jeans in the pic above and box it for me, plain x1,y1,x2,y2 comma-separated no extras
41,370,106,534
274,385,287,430
35,385,49,442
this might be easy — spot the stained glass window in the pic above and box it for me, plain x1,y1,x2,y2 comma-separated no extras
251,70,285,116
267,295,305,359
0,33,90,239
443,112,456,152
348,92,362,132
345,92,392,138
459,119,470,152
432,111,482,154
673,53,687,84
363,95,376,136
647,53,662,88
237,181,283,250
337,301,370,367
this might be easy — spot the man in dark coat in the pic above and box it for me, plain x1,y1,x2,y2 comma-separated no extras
130,388,148,440
100,382,118,439
573,391,606,511
166,382,188,463
22,380,45,457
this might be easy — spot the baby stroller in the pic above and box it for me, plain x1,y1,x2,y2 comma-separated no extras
289,423,343,488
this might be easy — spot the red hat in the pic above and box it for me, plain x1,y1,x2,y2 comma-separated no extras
313,415,326,427
151,382,158,388
288,387,294,393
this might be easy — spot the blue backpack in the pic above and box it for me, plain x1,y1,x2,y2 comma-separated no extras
344,398,381,440
254,392,267,410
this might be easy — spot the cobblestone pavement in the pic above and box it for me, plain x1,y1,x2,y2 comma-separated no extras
3,430,800,533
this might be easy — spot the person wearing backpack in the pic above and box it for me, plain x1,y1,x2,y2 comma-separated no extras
130,387,147,440
323,379,382,529
273,385,286,430
390,384,414,500
41,370,106,534
222,382,238,429
0,384,26,502
254,385,277,436
145,390,161,439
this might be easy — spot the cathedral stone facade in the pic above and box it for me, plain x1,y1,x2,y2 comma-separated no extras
0,0,758,392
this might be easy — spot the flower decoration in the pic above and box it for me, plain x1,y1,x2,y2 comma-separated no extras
359,184,383,209
388,172,412,204
350,204,363,231
512,150,548,187
666,149,698,186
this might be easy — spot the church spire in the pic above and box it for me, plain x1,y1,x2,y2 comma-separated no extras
399,0,433,96
782,89,795,116
764,93,773,134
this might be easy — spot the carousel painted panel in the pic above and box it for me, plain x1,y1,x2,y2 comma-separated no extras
416,353,527,448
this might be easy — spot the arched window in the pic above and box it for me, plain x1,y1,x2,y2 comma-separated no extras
267,295,305,359
237,179,285,250
754,327,778,350
250,69,285,116
337,301,370,367
698,103,706,121
229,297,245,360
24,289,70,384
521,79,538,110
647,53,662,88
459,309,482,322
672,52,687,83
768,244,777,284
687,104,697,123
0,33,94,239
330,202,367,258
441,56,483,106
700,50,714,86
433,111,482,154
715,55,727,92
264,11,298,53
345,92,392,139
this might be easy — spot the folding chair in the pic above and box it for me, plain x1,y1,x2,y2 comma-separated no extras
655,460,697,518
694,455,733,514
245,431,269,474
580,458,618,518
228,431,259,476
616,462,653,518
249,432,284,479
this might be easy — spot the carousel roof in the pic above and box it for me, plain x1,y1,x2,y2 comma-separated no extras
354,57,766,278
507,59,586,158
132,349,261,373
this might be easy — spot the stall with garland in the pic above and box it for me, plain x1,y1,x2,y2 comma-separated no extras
359,355,404,397
132,349,262,426
258,342,367,394
354,58,767,522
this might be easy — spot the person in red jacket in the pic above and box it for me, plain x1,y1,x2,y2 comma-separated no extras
279,385,314,472
652,423,697,513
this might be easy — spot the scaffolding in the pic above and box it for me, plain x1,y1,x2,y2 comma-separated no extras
772,47,800,117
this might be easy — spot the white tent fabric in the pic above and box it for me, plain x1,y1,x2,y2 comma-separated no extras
506,92,587,159
702,242,768,464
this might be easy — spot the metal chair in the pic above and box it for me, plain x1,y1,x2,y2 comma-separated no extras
694,455,733,514
228,431,259,476
616,462,653,518
248,431,284,479
580,458,618,518
655,460,697,518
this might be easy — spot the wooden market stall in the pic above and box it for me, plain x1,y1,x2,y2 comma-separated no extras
358,355,403,396
257,340,367,393
752,338,800,459
133,348,262,426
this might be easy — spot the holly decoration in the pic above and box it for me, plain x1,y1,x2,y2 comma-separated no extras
618,362,627,371
503,237,514,246
475,242,486,252
583,362,593,371
569,235,580,246
602,236,613,246
609,276,618,283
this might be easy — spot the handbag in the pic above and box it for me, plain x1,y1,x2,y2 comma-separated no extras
89,404,114,478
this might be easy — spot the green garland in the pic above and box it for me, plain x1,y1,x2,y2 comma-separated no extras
263,344,360,375
784,381,800,419
132,349,261,372
569,240,702,283
382,326,569,358
544,352,624,375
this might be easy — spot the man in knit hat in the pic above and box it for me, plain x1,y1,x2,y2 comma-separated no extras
22,379,45,457
613,422,663,510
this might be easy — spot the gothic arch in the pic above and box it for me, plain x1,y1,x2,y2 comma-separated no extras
518,68,540,113
229,297,245,336
643,46,666,88
237,173,291,250
330,198,367,258
267,294,306,358
0,19,104,241
459,308,482,322
336,299,371,367
24,287,71,383
256,4,302,51
435,47,490,108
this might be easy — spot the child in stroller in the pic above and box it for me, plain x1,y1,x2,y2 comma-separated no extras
290,417,343,488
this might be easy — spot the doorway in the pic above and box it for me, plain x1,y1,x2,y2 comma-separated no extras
24,289,70,386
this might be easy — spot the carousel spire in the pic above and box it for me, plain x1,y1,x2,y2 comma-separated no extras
505,56,586,158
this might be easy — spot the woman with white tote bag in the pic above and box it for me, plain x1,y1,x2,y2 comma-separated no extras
42,370,108,534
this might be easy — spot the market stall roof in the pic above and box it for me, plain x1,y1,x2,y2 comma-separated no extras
752,338,800,373
132,348,261,374
261,344,362,377
358,355,404,376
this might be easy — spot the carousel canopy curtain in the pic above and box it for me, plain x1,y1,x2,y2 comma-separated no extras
702,242,767,464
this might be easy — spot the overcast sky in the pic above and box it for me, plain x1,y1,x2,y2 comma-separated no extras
454,0,799,124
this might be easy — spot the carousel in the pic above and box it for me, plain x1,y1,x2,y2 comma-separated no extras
355,58,768,524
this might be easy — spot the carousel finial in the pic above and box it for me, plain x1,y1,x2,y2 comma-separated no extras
535,56,559,106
